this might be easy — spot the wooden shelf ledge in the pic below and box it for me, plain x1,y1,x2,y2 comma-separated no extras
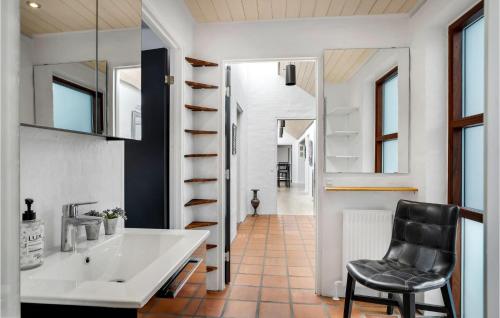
325,186,418,192
184,178,218,183
185,104,218,112
185,80,218,89
186,57,218,67
185,129,218,135
185,199,217,207
206,266,217,273
185,221,218,229
206,244,217,250
184,153,218,158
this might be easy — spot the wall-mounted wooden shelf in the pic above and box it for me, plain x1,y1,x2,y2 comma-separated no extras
184,178,218,183
325,186,418,192
184,153,218,158
185,129,218,135
185,81,218,89
206,266,217,273
185,199,217,207
185,57,218,67
327,107,359,116
185,104,218,112
185,221,218,229
206,244,217,250
327,155,359,159
328,131,359,137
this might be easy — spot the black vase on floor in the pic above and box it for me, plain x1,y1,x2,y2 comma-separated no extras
250,189,260,216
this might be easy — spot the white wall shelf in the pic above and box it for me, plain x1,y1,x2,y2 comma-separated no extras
327,155,359,159
327,130,359,137
327,107,359,116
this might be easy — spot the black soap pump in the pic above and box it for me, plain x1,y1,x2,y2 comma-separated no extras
22,198,36,221
20,198,45,270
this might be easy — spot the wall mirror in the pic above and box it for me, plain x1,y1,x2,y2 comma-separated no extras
324,48,410,173
20,0,142,140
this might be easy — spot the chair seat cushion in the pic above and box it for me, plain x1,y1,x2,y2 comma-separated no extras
347,259,447,293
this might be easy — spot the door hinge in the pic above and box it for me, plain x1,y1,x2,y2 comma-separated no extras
224,251,230,262
165,75,175,85
225,169,230,180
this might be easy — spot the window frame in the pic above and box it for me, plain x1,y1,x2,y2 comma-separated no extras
52,76,104,134
448,2,485,316
375,66,399,173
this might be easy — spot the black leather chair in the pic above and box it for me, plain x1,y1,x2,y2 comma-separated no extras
343,200,460,318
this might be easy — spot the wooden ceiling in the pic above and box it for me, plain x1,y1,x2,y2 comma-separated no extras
283,119,314,139
20,0,141,37
279,61,316,97
184,0,424,23
324,48,377,84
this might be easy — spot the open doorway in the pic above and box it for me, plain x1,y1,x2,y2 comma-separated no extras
276,119,316,215
224,59,318,288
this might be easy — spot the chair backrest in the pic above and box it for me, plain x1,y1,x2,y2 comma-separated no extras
384,200,460,278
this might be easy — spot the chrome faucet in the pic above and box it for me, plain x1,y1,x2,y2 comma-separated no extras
61,202,101,252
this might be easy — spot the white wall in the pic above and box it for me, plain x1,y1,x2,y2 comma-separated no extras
229,62,315,215
299,122,316,196
231,67,249,226
20,127,124,253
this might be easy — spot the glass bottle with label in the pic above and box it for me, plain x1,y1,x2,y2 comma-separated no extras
20,198,44,270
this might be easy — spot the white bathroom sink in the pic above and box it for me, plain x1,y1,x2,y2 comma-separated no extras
21,228,209,308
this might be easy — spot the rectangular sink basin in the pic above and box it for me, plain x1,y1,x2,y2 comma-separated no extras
21,229,209,308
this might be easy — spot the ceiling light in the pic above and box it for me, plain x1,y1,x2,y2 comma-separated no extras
26,1,41,9
286,64,296,86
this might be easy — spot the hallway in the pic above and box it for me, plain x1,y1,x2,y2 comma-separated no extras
277,184,314,215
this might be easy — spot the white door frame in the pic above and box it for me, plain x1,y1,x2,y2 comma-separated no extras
220,57,322,293
485,0,500,316
0,0,21,316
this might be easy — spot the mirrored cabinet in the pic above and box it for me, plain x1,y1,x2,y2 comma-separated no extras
20,0,142,140
324,47,410,173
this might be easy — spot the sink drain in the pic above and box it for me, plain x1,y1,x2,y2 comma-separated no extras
110,279,126,283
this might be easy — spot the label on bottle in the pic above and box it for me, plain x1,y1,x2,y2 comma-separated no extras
20,221,44,270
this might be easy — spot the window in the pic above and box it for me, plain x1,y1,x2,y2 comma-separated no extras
52,76,103,134
448,2,484,317
375,67,398,173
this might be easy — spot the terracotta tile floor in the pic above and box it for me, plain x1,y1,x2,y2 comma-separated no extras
143,215,402,317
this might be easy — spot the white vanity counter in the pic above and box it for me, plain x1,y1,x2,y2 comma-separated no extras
21,229,209,308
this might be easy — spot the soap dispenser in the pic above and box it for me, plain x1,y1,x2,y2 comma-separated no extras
20,198,44,270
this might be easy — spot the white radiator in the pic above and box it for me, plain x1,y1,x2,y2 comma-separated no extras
342,209,394,284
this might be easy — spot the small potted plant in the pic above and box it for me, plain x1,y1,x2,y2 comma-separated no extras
102,207,127,235
84,210,103,240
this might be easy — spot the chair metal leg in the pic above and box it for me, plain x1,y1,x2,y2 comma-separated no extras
402,293,416,318
343,273,356,318
387,293,394,315
441,281,457,318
